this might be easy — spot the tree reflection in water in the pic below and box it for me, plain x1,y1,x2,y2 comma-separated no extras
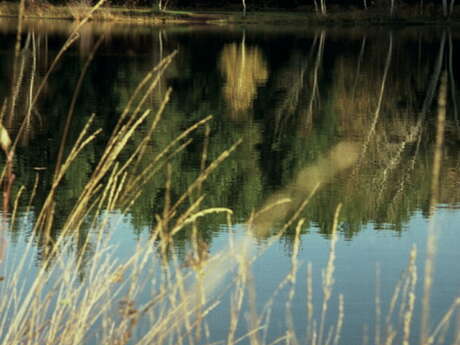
219,32,268,121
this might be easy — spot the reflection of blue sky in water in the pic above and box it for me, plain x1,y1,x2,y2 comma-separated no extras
208,207,460,345
1,206,459,344
225,208,456,344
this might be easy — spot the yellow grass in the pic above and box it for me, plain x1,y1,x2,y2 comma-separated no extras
0,3,459,345
219,35,269,119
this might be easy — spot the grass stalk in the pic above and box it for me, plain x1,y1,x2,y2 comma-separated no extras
307,262,314,344
165,138,243,222
123,115,212,201
1,13,459,345
284,219,303,345
317,203,342,345
376,265,381,345
421,70,448,345
402,246,418,345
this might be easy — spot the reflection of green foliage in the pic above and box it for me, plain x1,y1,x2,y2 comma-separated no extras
0,27,459,265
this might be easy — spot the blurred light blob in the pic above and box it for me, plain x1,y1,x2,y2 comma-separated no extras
251,142,360,238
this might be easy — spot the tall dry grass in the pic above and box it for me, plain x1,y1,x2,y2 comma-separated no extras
0,5,459,345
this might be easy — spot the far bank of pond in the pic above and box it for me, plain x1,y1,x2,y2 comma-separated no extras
1,2,460,25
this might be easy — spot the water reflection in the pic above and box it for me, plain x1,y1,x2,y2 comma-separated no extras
251,141,359,238
0,20,460,345
0,22,459,264
219,33,268,119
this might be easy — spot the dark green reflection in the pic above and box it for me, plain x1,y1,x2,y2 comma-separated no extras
0,22,459,267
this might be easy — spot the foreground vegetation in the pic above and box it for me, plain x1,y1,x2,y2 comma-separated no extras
0,3,460,345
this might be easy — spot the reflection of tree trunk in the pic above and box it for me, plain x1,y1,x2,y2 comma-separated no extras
397,33,447,215
158,0,171,11
430,71,447,212
402,32,447,217
360,32,393,160
352,36,366,100
448,32,458,130
79,25,94,57
271,51,311,138
14,0,26,56
306,31,325,131
320,0,327,15
421,71,447,345
442,0,448,16
420,33,446,118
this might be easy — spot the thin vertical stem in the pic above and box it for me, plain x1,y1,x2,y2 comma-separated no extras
420,71,448,345
352,36,367,100
317,204,342,345
320,0,327,15
306,31,325,127
360,32,393,160
375,265,381,345
448,32,458,129
306,263,314,344
430,71,447,212
442,0,448,17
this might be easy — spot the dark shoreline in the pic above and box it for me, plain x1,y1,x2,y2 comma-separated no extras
0,2,459,26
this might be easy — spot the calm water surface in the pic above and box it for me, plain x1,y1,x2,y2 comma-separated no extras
0,19,459,345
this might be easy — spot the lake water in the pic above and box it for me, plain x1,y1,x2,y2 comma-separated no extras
0,19,459,345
